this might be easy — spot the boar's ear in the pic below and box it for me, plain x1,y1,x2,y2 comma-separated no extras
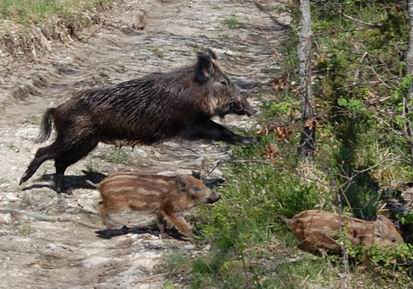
195,52,214,83
376,215,391,225
376,215,386,222
176,175,190,192
373,219,386,236
207,48,217,60
191,171,202,180
376,215,399,229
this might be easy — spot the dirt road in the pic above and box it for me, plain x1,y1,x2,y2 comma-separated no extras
0,0,288,288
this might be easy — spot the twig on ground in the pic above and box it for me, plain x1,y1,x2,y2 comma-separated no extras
369,65,392,89
353,52,368,85
332,176,351,289
342,13,381,28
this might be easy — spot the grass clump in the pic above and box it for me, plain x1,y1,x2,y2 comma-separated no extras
223,16,242,29
19,223,33,236
0,0,111,24
100,148,130,165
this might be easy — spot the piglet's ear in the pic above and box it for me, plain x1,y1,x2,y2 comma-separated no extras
176,175,189,192
207,48,218,60
195,52,214,83
376,215,392,225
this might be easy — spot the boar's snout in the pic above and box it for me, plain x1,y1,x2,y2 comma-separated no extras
181,175,221,204
372,215,404,246
205,192,221,204
246,107,257,117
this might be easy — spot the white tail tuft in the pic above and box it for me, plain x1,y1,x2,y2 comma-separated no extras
86,180,98,188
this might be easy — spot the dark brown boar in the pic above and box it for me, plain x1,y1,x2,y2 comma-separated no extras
96,172,220,237
19,49,256,193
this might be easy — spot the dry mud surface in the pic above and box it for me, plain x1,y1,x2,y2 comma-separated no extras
0,0,288,288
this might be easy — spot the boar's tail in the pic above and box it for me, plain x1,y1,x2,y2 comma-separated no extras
86,179,99,188
36,108,56,143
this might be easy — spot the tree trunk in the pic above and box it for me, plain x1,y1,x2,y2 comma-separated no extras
298,0,316,161
407,1,413,73
405,0,413,168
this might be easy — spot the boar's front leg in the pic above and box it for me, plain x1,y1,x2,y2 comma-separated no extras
162,211,193,237
184,119,256,144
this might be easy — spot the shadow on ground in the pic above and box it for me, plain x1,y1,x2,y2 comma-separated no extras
96,225,186,241
22,170,107,192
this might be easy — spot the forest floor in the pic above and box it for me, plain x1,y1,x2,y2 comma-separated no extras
0,0,289,288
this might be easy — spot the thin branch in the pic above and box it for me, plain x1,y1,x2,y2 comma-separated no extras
342,13,381,28
401,0,413,169
330,174,352,289
353,52,368,85
369,66,392,89
337,189,351,289
403,96,413,168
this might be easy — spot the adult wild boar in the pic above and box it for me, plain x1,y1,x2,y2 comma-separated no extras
19,49,256,193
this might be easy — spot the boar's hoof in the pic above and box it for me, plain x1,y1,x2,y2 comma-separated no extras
53,182,72,194
239,136,258,145
19,173,29,186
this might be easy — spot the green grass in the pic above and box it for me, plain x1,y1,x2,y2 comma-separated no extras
19,223,32,236
223,16,242,29
0,0,111,24
99,148,130,165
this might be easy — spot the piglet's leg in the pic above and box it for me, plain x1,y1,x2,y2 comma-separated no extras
157,214,168,238
163,212,192,237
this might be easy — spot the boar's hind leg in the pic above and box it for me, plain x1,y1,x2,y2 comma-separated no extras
53,138,99,193
98,202,119,229
184,119,255,145
19,143,59,186
157,214,168,238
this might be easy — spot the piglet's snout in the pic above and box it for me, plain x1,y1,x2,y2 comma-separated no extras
206,192,221,204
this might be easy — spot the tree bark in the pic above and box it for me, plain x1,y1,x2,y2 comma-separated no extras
405,0,413,168
407,1,413,73
298,0,316,161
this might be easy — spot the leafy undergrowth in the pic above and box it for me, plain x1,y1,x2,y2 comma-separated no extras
163,134,413,289
0,0,112,24
164,1,413,288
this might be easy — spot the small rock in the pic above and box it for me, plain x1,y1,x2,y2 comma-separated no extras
190,157,204,166
0,213,12,224
46,243,57,250
132,10,147,30
183,244,195,250
156,170,174,176
202,244,211,252
4,192,20,201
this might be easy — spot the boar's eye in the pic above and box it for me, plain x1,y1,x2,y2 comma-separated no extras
193,187,203,193
220,80,227,86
